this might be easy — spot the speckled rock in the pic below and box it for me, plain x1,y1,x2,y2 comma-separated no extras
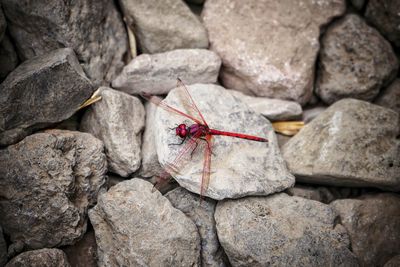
0,130,107,254
202,0,345,105
1,0,128,86
228,90,302,121
165,187,225,267
5,249,70,267
89,179,200,266
0,33,19,82
81,87,145,177
0,48,93,146
112,49,221,95
316,14,398,104
118,0,208,54
62,230,97,267
215,193,358,266
331,193,400,266
154,83,294,200
365,0,400,47
375,79,400,116
282,99,400,190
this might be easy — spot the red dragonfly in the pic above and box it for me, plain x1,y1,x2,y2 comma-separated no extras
142,79,268,198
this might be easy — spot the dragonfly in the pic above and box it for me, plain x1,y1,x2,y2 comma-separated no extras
141,79,268,198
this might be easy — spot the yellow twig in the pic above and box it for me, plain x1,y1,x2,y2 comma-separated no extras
78,89,102,110
272,121,304,136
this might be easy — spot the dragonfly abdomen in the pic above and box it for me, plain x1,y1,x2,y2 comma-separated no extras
209,129,268,142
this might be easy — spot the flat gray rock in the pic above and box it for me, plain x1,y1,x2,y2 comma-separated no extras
215,193,358,266
165,187,225,267
2,0,128,86
282,99,400,190
0,33,19,82
0,48,93,146
154,83,294,200
89,179,200,267
119,0,208,54
5,249,70,267
365,0,400,47
0,130,107,254
316,14,398,104
228,90,302,121
202,0,345,105
331,193,400,266
81,87,145,177
112,49,221,95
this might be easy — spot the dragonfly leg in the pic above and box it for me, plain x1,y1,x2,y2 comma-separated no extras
198,137,216,156
168,137,186,146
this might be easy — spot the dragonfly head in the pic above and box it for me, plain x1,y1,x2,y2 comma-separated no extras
175,124,188,138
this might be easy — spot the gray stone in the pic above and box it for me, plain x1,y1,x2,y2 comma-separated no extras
80,87,145,177
165,187,225,267
112,49,221,95
384,255,400,267
1,0,128,86
139,102,164,178
302,105,327,123
316,14,398,104
89,179,200,267
215,193,358,267
0,227,6,267
62,230,97,267
276,133,291,148
0,48,93,146
0,33,19,82
331,193,400,266
154,83,294,200
0,4,5,42
202,0,345,105
228,90,302,121
0,130,107,253
118,0,208,54
365,0,400,47
5,249,70,267
375,79,400,116
282,99,400,191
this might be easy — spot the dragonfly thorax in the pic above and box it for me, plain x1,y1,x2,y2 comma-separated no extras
175,123,208,139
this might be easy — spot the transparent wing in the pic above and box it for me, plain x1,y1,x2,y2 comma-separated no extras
200,134,213,199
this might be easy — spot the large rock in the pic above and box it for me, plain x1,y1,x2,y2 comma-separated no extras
0,227,6,267
89,179,200,266
0,4,5,41
228,90,302,121
384,255,400,267
112,49,221,95
0,33,19,82
215,193,358,266
331,193,400,266
62,230,97,267
0,48,93,146
365,0,400,47
1,0,128,86
282,99,400,190
202,0,345,105
375,79,400,117
316,14,398,104
165,187,225,267
118,0,208,54
80,87,145,177
154,83,294,200
5,249,70,267
0,130,107,253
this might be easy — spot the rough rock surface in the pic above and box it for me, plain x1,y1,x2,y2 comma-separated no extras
331,193,400,266
202,0,346,105
112,49,221,95
0,48,93,146
62,230,97,267
0,33,18,81
365,0,400,47
0,130,107,253
375,79,400,117
81,87,145,177
118,0,208,54
165,187,225,267
5,249,70,267
139,103,164,178
89,179,200,266
0,227,6,267
228,90,302,121
316,14,398,104
282,99,400,190
215,193,358,266
384,255,400,267
1,0,128,86
155,83,294,200
0,4,5,41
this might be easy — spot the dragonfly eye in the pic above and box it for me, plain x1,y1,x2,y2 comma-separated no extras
176,124,187,138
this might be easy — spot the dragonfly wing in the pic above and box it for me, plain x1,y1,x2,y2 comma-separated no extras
176,78,209,127
141,92,202,125
200,134,213,199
